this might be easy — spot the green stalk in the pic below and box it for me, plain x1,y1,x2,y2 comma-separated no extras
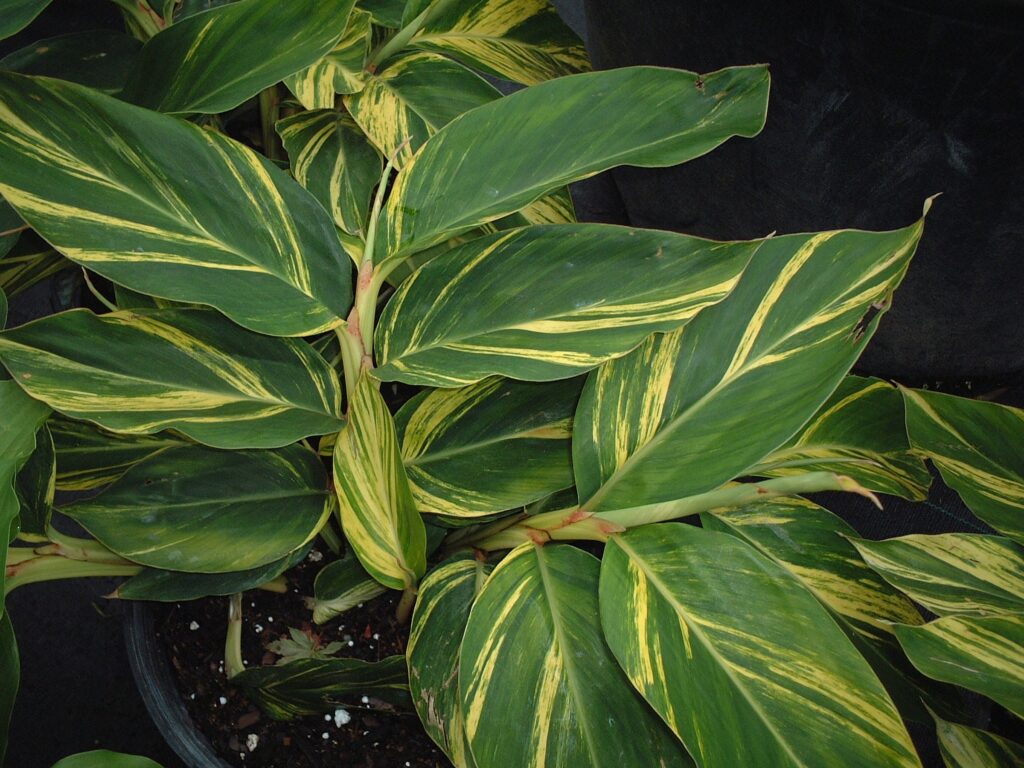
42,527,132,565
224,593,245,678
255,576,288,594
318,519,343,555
108,0,165,39
366,0,459,70
258,86,282,162
5,555,140,594
395,584,417,624
474,473,881,550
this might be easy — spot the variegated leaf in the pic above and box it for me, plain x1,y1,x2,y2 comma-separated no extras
117,546,310,602
64,444,329,573
396,376,582,518
704,498,922,639
702,497,951,724
0,200,20,260
13,423,53,535
0,232,70,300
460,543,692,768
0,378,49,575
601,524,921,768
50,417,186,492
903,388,1024,545
409,554,493,766
0,309,344,449
122,0,356,114
403,0,589,85
0,73,352,337
933,713,1024,768
276,110,382,236
285,8,373,107
896,613,1024,718
346,50,499,168
231,655,410,719
0,0,52,40
358,0,404,27
754,376,931,500
0,30,142,93
574,219,924,512
375,225,758,386
332,373,426,591
380,65,769,263
311,554,386,624
853,533,1024,618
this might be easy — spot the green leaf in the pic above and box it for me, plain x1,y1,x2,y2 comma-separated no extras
379,64,770,263
332,373,426,590
896,614,1024,718
701,497,953,724
753,376,931,500
285,8,373,106
172,0,238,20
0,31,142,93
903,388,1024,545
395,376,582,518
116,545,310,602
0,199,22,260
0,231,69,300
50,751,162,768
121,0,356,114
64,444,329,573
405,0,589,85
601,524,920,768
0,309,344,449
346,51,499,168
409,554,492,767
460,543,692,768
232,655,409,719
0,73,352,337
375,225,758,386
359,0,404,27
0,613,17,765
574,219,924,512
311,554,387,624
13,424,53,535
50,417,186,492
0,0,53,40
0,378,49,584
704,498,922,639
852,533,1024,617
276,110,382,236
933,713,1024,768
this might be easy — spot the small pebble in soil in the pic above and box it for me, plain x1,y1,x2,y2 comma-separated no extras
219,697,228,705
334,708,351,727
189,621,200,631
308,549,323,562
360,696,369,704
321,732,329,740
246,734,259,752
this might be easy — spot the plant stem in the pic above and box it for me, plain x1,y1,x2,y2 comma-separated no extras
5,554,140,594
81,268,119,312
258,86,282,162
395,585,417,624
42,527,132,565
108,0,165,39
224,593,245,678
367,0,444,69
0,224,29,238
318,519,343,555
473,473,881,550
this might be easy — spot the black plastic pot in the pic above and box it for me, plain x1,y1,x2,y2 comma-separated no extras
124,601,232,768
583,0,1024,380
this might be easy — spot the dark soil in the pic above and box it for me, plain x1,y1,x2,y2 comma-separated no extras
156,553,448,768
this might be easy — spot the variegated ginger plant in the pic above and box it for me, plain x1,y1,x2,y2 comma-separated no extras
1,1,1022,767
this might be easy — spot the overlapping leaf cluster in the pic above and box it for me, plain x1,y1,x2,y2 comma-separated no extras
0,1,1021,767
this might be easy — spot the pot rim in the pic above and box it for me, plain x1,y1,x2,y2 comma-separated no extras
123,600,234,768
